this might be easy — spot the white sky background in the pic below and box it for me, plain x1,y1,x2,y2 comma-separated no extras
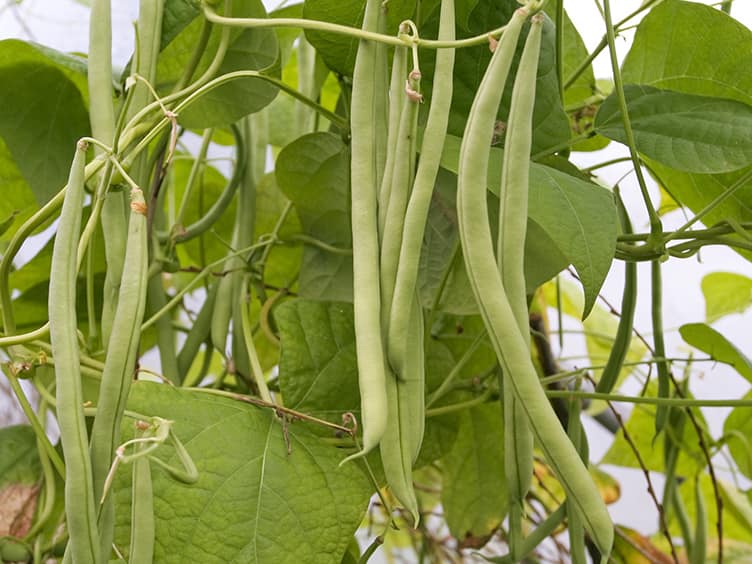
2,0,752,546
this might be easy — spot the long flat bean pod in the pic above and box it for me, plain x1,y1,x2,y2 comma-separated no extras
456,7,613,558
496,18,542,557
50,140,100,564
377,45,408,240
379,68,421,328
88,0,127,348
342,0,388,462
387,0,455,377
90,188,149,557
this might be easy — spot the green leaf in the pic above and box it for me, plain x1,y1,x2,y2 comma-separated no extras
0,425,41,542
275,133,352,301
276,299,360,425
177,26,280,128
157,0,279,127
702,272,752,321
622,0,752,107
544,0,595,108
0,39,88,102
421,2,569,156
302,0,416,76
161,0,202,51
440,404,508,540
439,134,617,318
0,43,90,204
595,85,752,174
114,382,372,564
0,138,37,243
679,323,752,384
252,172,302,289
0,425,40,487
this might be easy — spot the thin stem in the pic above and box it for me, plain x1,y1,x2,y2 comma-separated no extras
202,3,510,49
5,366,66,478
602,0,662,239
141,240,273,331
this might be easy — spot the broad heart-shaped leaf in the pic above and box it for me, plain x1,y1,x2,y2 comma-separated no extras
0,45,90,205
595,85,752,174
440,403,508,541
679,323,752,384
420,1,569,156
622,0,752,107
702,272,752,321
302,0,416,77
113,382,372,564
275,133,352,301
439,134,617,318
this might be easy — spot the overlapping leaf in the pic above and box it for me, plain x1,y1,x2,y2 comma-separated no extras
114,382,371,564
596,85,752,174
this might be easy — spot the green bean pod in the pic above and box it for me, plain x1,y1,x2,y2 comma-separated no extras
377,46,408,240
387,0,455,378
380,69,421,330
342,0,389,463
90,188,149,555
50,140,100,564
595,187,636,394
379,295,424,524
566,387,587,564
373,9,389,192
456,9,613,557
88,0,127,347
496,17,542,557
177,282,219,380
129,447,155,564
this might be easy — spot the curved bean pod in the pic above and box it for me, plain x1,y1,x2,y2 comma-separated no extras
497,17,542,557
90,188,149,556
380,68,421,329
377,45,408,240
387,0,455,377
595,187,636,394
456,9,613,558
341,0,389,463
50,140,100,564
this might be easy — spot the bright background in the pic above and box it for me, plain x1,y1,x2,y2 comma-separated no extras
2,0,752,548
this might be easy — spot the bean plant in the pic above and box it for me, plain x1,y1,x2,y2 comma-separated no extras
1,0,752,562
